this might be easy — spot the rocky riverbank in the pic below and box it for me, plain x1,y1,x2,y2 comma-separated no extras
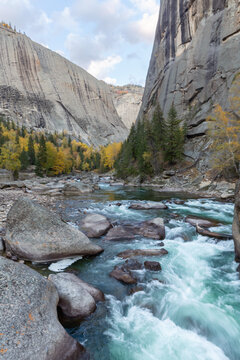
0,173,239,359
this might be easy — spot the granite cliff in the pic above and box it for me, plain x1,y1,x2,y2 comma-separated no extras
110,85,144,129
139,0,240,169
0,25,128,146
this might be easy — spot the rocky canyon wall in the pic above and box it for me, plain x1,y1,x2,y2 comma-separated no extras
139,0,240,169
0,25,128,146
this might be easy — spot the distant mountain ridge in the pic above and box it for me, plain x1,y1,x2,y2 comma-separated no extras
110,84,144,129
0,24,128,146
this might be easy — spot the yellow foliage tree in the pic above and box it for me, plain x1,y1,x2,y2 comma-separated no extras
207,104,240,175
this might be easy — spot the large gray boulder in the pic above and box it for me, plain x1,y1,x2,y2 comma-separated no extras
129,202,168,210
0,256,87,360
48,273,104,326
5,197,103,262
233,181,240,262
105,225,135,241
136,218,165,240
64,182,93,196
81,213,112,238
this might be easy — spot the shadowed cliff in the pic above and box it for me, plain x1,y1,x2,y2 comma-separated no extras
139,0,240,168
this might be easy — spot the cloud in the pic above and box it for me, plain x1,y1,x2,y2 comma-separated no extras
124,12,159,43
104,77,117,85
0,0,52,35
87,55,122,79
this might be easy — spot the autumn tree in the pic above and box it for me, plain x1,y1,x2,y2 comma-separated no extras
207,74,240,177
207,105,240,176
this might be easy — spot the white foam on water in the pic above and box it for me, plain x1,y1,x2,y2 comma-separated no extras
48,256,82,272
105,297,230,360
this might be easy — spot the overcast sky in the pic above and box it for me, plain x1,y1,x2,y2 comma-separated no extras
0,0,160,86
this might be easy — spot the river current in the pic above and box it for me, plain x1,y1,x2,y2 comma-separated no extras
52,184,240,360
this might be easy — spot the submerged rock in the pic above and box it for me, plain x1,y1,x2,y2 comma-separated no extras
0,256,86,360
233,181,240,262
110,265,137,285
186,216,220,228
117,248,168,259
129,286,144,295
5,197,103,262
63,182,93,196
110,259,143,284
129,202,168,210
105,225,135,241
136,218,165,240
49,273,104,326
144,261,162,271
81,213,112,238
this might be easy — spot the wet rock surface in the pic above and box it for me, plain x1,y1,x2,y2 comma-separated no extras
129,202,168,210
186,216,221,228
110,259,143,284
5,197,103,262
49,273,104,326
144,261,162,271
81,213,112,238
136,218,165,240
196,225,232,240
117,248,168,259
0,256,86,360
105,225,135,241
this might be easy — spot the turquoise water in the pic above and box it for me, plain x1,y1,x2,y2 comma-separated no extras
60,185,240,360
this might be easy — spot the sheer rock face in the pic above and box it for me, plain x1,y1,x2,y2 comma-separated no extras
0,26,128,146
139,0,240,167
110,85,144,129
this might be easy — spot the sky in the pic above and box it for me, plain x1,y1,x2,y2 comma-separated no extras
0,0,160,86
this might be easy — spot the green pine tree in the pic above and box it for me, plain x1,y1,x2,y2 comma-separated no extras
28,135,35,165
164,105,184,164
20,149,29,170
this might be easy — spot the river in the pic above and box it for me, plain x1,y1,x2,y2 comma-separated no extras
49,184,240,360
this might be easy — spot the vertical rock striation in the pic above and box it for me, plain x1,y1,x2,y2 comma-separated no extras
0,25,128,146
139,0,240,166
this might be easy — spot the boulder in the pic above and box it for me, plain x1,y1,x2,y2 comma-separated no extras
81,213,111,238
0,169,13,182
5,197,103,262
0,236,4,251
129,286,144,295
144,261,162,271
63,182,93,196
136,218,165,240
233,181,240,262
0,256,87,360
196,225,232,240
173,200,185,205
129,202,168,210
110,259,143,284
105,226,135,241
186,216,220,228
117,248,168,259
0,180,26,189
48,273,104,326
